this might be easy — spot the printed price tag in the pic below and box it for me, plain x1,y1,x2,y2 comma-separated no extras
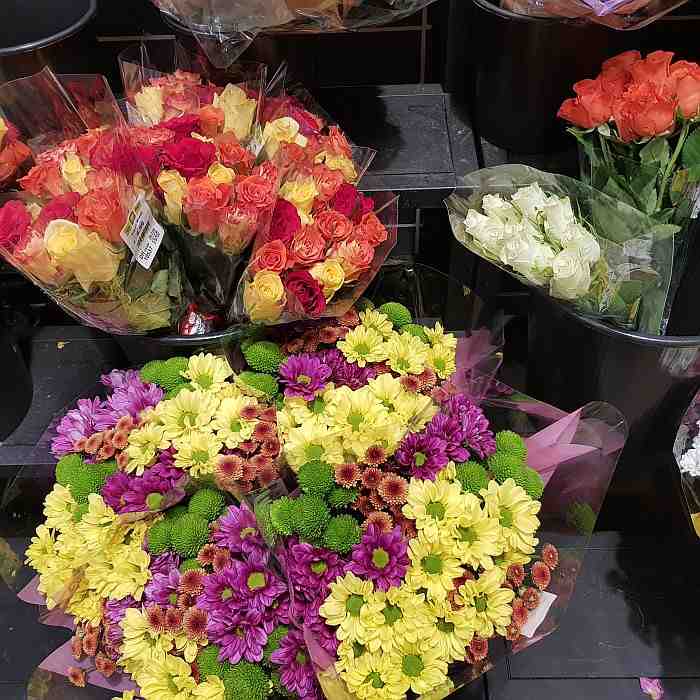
120,193,164,270
520,591,557,639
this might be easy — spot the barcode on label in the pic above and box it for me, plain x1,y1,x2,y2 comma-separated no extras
120,193,165,270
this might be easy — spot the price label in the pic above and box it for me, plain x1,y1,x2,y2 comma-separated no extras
120,193,164,270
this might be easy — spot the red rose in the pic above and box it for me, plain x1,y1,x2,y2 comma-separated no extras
284,269,327,318
629,50,675,92
162,137,217,179
315,209,353,243
676,64,700,118
330,183,359,217
288,102,324,136
268,198,301,245
236,174,276,210
0,200,31,252
253,239,288,273
160,114,201,138
600,67,631,100
602,50,642,73
35,192,81,234
355,193,374,224
197,83,218,106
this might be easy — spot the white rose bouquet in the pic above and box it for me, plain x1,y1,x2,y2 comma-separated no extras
447,165,675,334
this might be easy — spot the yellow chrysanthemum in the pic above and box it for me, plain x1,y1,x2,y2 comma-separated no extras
337,326,387,367
66,581,103,626
425,598,475,662
76,494,121,550
359,309,394,339
43,484,76,531
319,572,384,644
174,430,223,477
136,652,225,700
384,334,428,376
211,395,258,449
282,387,334,428
425,345,456,381
457,567,515,638
481,479,540,555
437,463,457,482
367,373,404,411
25,524,56,572
126,423,170,474
405,532,463,600
158,389,219,442
423,322,457,352
394,392,438,434
183,353,233,393
343,650,405,700
388,637,449,696
284,421,345,470
492,548,532,572
119,608,173,677
366,586,434,654
450,493,503,570
336,639,370,675
172,631,208,664
402,479,465,538
417,678,456,700
86,541,151,601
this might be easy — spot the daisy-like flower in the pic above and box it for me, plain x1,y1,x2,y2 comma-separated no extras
481,479,540,555
343,650,404,700
145,604,167,634
365,445,387,466
511,597,529,627
383,334,428,376
211,504,267,560
145,569,181,608
425,345,456,381
215,454,245,484
457,567,515,638
395,432,448,481
395,393,438,434
319,572,384,644
119,608,173,677
284,422,344,470
468,635,489,662
182,352,232,392
348,525,409,591
173,430,223,478
405,532,464,600
359,309,394,339
279,354,332,401
450,493,503,570
377,474,409,506
424,322,458,352
426,597,475,662
337,326,387,368
400,373,422,393
402,478,465,537
125,424,170,475
196,567,240,618
211,395,257,449
270,628,319,699
336,639,370,675
365,585,434,654
136,652,224,700
182,607,208,643
230,557,287,614
443,395,495,460
51,397,114,457
361,467,383,490
531,561,551,590
283,539,345,595
521,587,540,611
43,484,76,530
68,667,86,687
325,385,389,454
336,463,361,487
367,373,404,410
541,543,559,570
388,637,449,696
506,564,526,587
363,512,394,533
158,389,219,442
207,609,271,664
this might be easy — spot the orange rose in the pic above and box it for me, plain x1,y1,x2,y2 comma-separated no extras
352,211,388,247
76,186,126,243
218,203,258,254
573,78,613,125
613,83,677,142
0,141,31,184
324,125,353,159
217,133,255,172
20,162,68,198
253,239,289,273
600,67,630,100
312,164,344,202
290,225,326,266
558,98,597,129
183,176,232,235
315,209,353,243
676,64,700,118
236,174,276,210
330,239,374,282
199,105,225,138
629,50,676,92
602,50,642,73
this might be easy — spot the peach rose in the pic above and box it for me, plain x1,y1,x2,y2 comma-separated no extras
313,164,344,202
290,225,326,267
218,203,258,254
76,186,126,243
199,105,225,138
236,174,276,210
252,239,288,273
352,211,388,246
217,133,255,173
315,209,353,243
676,64,700,118
20,162,69,198
602,50,642,73
330,239,374,282
183,176,232,235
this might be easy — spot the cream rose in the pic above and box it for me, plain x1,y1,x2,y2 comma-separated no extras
309,259,346,301
134,86,164,125
243,269,286,322
279,178,319,217
500,229,554,285
157,170,188,226
542,196,576,235
60,153,90,195
511,182,548,219
214,84,256,141
482,193,520,224
262,117,308,159
207,162,236,185
550,248,591,300
463,209,506,258
321,153,357,183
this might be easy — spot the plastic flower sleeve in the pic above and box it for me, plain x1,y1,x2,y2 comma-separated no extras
673,388,700,538
446,164,674,335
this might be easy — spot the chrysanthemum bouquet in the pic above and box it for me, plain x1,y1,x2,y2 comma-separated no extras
17,298,624,700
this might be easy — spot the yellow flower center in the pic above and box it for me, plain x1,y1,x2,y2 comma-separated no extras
146,493,164,510
421,555,443,575
414,452,427,467
306,445,324,460
474,594,488,613
402,654,425,678
365,672,385,689
382,604,402,625
436,618,455,634
311,561,328,574
295,651,308,665
297,374,312,385
192,449,209,464
458,526,478,544
426,501,445,520
499,509,513,528
372,548,390,569
221,587,234,601
247,572,266,590
348,411,364,431
346,594,365,617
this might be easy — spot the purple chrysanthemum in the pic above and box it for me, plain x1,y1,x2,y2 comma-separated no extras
315,349,376,390
279,354,332,401
270,628,319,700
443,394,496,459
51,397,115,457
104,596,137,648
100,369,143,391
104,381,164,422
197,567,242,619
348,525,409,591
266,588,306,626
207,609,273,664
303,597,340,657
282,539,345,598
211,504,268,560
144,569,181,607
228,557,287,614
148,552,181,577
426,413,470,463
395,431,448,480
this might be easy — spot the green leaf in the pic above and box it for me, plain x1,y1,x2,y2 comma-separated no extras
602,177,638,209
671,169,690,204
639,138,670,167
682,129,700,168
688,164,700,183
645,188,658,214
647,223,681,240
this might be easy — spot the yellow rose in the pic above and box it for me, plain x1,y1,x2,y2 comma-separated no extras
60,153,90,195
157,170,188,226
44,219,123,291
279,178,318,216
309,259,345,301
243,270,286,323
16,233,68,286
214,84,256,141
134,86,164,125
0,117,7,147
207,162,236,185
262,117,307,158
322,153,358,183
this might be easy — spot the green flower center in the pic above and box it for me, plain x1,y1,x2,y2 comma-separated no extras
426,501,445,520
197,374,213,389
179,411,198,428
221,587,234,601
434,359,446,372
240,527,256,539
305,444,324,460
382,604,402,626
192,449,209,464
396,358,410,371
371,548,390,569
414,452,427,467
402,654,425,678
348,411,364,431
169,592,178,606
499,509,513,528
365,672,385,689
146,492,164,510
352,642,366,659
230,419,242,433
247,572,266,591
295,651,308,665
355,343,370,356
474,594,488,613
297,374,312,386
436,618,455,634
346,594,365,617
421,554,443,575
310,397,326,414
311,561,328,574
458,526,478,544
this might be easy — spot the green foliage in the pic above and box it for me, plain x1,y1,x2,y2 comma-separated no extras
55,454,84,488
521,467,545,500
164,504,189,522
237,372,279,398
197,644,225,680
263,625,289,663
566,501,596,535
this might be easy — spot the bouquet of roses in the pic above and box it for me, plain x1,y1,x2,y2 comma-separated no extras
447,164,674,334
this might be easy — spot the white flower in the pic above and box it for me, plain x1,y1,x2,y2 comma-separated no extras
500,229,554,285
680,446,700,477
567,231,601,266
542,196,576,236
464,209,506,257
482,194,520,224
550,249,591,300
511,183,548,219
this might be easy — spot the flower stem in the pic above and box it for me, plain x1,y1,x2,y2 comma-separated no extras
658,120,690,214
